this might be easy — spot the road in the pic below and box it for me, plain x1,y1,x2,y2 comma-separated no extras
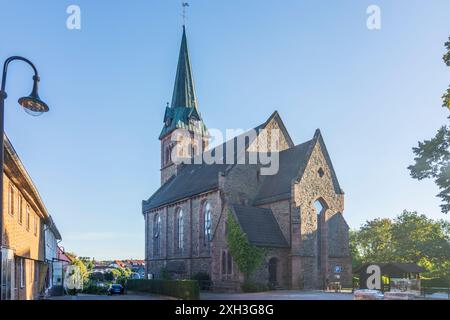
201,290,354,300
47,291,174,300
48,290,354,300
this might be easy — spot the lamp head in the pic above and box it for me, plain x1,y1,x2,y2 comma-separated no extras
18,75,49,116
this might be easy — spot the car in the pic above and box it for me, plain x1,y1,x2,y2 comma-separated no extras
108,284,125,295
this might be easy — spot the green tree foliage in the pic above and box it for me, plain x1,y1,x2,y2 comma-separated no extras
351,211,450,280
357,218,394,263
226,212,265,280
409,36,450,213
349,230,363,269
104,269,121,282
71,257,88,281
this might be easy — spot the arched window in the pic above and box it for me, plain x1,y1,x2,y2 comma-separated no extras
222,251,227,275
203,202,212,246
153,213,161,256
177,209,184,251
221,250,233,276
314,198,328,272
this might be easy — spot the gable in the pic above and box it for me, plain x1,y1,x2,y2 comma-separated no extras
296,130,343,195
247,111,294,153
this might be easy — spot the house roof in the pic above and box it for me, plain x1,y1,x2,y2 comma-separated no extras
232,204,289,248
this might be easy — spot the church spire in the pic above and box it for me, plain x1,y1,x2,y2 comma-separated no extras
171,25,197,109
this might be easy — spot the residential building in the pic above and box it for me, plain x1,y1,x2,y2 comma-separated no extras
0,135,62,299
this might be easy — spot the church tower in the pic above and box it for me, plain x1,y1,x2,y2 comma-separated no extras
159,26,208,185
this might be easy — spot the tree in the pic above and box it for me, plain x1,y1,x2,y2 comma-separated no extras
356,218,394,263
352,211,450,280
104,269,121,282
349,230,363,269
409,36,450,213
391,211,450,279
71,257,88,281
226,212,265,281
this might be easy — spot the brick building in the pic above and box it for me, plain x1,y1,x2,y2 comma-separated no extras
1,135,62,299
142,26,351,291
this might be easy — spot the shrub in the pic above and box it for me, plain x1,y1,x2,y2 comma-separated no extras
241,280,269,293
191,272,212,290
160,267,172,280
82,282,109,295
126,279,200,300
422,278,450,288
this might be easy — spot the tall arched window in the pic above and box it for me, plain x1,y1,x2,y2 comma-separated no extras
153,213,161,256
203,202,212,246
314,198,328,272
177,209,184,251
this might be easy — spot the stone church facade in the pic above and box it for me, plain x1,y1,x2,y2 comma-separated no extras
142,26,351,291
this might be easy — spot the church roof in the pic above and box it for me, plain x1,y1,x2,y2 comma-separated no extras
159,26,207,139
144,116,343,211
254,139,314,204
172,25,197,110
231,205,289,248
143,163,229,212
254,129,343,205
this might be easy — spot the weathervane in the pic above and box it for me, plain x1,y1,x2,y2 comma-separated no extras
182,2,189,25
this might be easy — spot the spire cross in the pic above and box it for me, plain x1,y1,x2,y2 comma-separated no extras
182,2,189,25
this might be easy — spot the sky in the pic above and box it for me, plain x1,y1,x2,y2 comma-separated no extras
0,0,449,260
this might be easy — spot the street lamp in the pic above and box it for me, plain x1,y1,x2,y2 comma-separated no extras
0,56,49,300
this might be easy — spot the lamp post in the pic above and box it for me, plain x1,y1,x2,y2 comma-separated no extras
0,56,49,300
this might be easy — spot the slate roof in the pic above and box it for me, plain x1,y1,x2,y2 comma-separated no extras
160,26,207,139
254,130,343,205
254,139,313,204
143,118,268,211
232,204,289,248
143,163,229,211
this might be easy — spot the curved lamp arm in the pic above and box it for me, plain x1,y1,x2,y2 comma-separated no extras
1,56,39,96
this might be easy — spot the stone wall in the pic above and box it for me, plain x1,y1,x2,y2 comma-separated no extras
291,139,350,289
144,190,221,280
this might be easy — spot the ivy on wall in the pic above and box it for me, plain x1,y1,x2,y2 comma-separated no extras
226,211,266,280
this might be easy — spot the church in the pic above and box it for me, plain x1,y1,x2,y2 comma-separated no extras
142,26,351,291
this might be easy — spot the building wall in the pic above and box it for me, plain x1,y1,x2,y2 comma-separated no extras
291,140,351,289
247,117,291,152
145,190,221,280
2,172,46,300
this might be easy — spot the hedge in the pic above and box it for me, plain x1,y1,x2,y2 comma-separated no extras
126,279,200,300
421,278,450,288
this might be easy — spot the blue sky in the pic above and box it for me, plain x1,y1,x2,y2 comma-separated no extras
0,0,449,259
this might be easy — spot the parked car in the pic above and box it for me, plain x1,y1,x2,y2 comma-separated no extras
108,284,125,295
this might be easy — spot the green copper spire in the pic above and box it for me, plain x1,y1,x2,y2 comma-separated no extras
171,25,197,109
159,26,208,140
